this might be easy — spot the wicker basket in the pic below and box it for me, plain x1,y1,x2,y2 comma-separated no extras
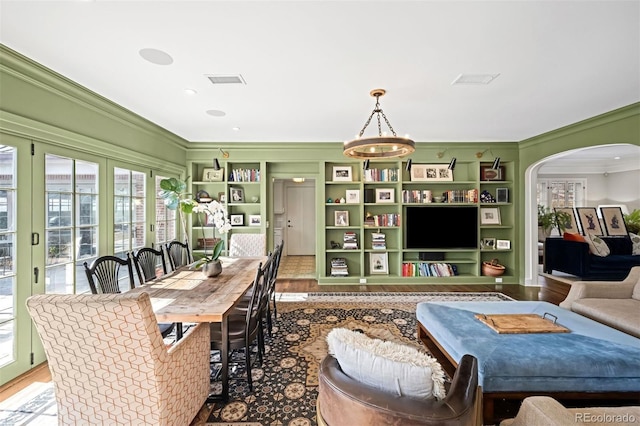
197,237,220,249
482,259,506,277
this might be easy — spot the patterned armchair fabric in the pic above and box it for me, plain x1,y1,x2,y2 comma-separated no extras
26,292,210,425
229,233,266,257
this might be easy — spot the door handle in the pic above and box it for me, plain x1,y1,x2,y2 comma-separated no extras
31,232,40,245
34,267,39,284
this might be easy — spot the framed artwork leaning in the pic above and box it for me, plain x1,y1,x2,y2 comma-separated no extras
553,207,580,234
600,206,627,236
576,207,603,236
410,164,453,182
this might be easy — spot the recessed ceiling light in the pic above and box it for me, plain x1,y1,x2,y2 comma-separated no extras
184,89,197,95
206,110,226,117
613,156,621,160
232,127,240,131
138,48,173,65
451,73,500,85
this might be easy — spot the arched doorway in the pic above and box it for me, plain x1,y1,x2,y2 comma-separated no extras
524,143,640,285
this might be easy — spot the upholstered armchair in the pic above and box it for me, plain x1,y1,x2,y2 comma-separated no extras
317,354,481,426
229,233,266,257
26,292,210,425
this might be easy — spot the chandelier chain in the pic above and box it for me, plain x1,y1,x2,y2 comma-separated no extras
359,94,397,137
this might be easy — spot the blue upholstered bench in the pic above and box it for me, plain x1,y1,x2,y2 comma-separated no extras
416,301,640,424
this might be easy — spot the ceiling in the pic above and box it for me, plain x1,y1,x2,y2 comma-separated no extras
1,0,638,149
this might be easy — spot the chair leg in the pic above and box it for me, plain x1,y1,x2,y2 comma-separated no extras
265,304,273,337
244,343,253,392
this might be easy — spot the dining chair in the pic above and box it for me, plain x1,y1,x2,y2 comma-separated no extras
210,261,267,391
26,292,210,425
166,240,193,271
265,240,284,335
84,255,135,294
130,247,176,339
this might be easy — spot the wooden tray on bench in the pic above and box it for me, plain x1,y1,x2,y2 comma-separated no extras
475,313,570,334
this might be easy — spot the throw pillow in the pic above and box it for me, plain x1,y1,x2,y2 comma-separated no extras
326,327,446,400
586,234,610,257
563,232,586,243
630,233,640,256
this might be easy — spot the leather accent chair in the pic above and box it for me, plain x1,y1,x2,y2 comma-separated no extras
317,354,481,426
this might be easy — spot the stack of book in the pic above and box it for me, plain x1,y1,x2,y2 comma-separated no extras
330,258,349,276
371,232,386,250
343,232,358,249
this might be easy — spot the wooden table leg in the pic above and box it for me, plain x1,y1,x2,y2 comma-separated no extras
221,315,229,400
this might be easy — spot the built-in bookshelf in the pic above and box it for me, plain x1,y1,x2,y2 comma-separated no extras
188,160,266,256
319,159,515,284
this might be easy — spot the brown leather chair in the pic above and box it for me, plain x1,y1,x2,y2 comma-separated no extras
317,353,481,426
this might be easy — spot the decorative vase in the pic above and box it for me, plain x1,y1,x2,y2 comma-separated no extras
202,260,222,278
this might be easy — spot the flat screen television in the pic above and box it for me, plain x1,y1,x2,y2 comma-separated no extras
405,206,478,249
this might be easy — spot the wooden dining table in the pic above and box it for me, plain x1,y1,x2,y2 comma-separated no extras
127,255,266,400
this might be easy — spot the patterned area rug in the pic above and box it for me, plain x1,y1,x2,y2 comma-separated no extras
205,292,512,425
0,292,511,425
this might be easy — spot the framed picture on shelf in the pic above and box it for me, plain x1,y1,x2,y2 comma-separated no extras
332,166,353,182
230,214,244,226
481,237,496,249
375,188,394,203
496,188,509,203
410,164,453,182
600,206,627,236
576,207,603,236
553,207,580,234
345,189,360,204
249,215,262,226
218,192,226,203
229,187,244,203
480,207,501,225
202,168,224,182
480,165,505,181
334,210,349,227
496,239,511,250
369,252,389,275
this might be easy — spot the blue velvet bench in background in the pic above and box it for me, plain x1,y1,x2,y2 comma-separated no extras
416,301,640,424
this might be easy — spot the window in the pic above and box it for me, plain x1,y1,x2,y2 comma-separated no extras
114,168,146,257
155,175,176,247
537,179,586,209
0,146,16,366
45,155,99,294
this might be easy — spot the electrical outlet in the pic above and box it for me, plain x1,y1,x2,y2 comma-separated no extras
495,277,503,283
359,278,367,284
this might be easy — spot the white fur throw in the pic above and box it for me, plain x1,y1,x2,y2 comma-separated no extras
326,327,446,400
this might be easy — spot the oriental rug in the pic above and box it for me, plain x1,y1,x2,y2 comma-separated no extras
0,292,512,426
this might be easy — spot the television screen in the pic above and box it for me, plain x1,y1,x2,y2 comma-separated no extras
405,206,478,249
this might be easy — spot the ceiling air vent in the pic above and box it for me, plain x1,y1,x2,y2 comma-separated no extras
451,73,500,85
206,74,246,85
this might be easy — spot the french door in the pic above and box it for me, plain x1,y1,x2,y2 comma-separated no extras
0,134,34,384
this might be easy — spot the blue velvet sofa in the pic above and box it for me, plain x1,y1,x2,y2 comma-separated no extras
543,236,640,280
416,301,640,424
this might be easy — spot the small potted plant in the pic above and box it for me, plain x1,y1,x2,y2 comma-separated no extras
158,177,231,276
538,205,572,240
624,209,640,234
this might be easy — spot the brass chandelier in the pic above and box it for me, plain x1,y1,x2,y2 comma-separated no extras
343,89,415,159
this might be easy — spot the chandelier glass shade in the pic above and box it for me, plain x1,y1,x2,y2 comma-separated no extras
343,89,415,159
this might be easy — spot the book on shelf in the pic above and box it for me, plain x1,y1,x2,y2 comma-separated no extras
229,168,260,182
330,257,349,276
363,168,399,182
343,231,358,250
366,213,400,227
371,232,386,250
402,262,458,277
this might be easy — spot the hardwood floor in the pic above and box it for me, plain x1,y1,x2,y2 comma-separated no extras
0,274,571,405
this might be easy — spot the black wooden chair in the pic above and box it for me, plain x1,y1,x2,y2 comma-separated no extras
265,240,284,335
165,240,193,271
84,255,134,294
130,247,175,338
210,261,268,391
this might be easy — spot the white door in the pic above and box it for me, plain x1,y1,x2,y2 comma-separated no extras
285,181,315,255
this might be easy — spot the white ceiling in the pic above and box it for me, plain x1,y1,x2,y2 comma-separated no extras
1,0,639,149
